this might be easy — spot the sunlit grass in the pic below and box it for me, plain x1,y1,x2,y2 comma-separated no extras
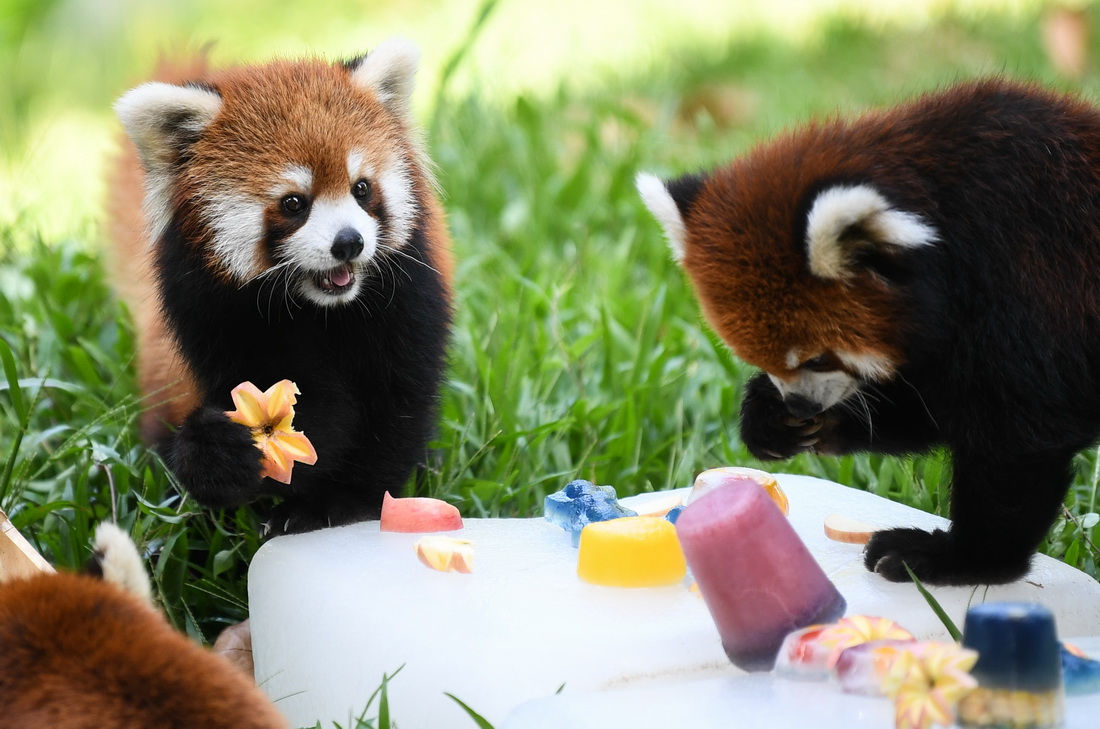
3,2,1100,726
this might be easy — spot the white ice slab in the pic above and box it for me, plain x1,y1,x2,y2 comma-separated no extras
249,475,1100,728
502,638,1100,729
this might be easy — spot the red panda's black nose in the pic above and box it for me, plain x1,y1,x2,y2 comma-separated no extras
331,228,365,262
784,394,824,419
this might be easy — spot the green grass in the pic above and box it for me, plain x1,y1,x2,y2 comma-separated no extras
3,1,1100,725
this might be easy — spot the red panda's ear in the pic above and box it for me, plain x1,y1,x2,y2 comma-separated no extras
349,37,420,121
88,522,153,607
636,171,706,262
805,184,938,281
114,82,222,176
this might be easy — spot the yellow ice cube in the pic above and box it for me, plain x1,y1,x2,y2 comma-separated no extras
576,516,687,587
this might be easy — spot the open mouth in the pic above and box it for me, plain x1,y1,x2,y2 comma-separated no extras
314,263,357,296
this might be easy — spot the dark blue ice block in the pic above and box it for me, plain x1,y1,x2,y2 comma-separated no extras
544,479,637,547
961,602,1062,692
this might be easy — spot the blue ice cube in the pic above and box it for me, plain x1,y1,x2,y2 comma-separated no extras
544,479,637,547
1063,644,1100,696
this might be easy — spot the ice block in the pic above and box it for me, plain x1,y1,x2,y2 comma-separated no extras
957,602,1064,728
834,640,918,695
544,480,637,547
774,616,913,680
774,625,836,680
675,478,846,671
576,516,686,587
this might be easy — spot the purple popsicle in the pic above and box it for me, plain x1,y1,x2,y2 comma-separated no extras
675,476,846,672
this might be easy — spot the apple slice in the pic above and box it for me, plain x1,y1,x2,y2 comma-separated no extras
379,492,463,533
823,513,879,544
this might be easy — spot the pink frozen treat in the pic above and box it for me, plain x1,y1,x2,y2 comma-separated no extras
675,477,846,671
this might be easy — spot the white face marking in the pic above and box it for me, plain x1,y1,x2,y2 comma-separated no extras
203,191,267,281
770,347,896,414
284,194,379,306
771,370,859,413
269,164,313,198
835,350,895,382
784,349,801,370
636,172,687,261
805,184,938,280
378,162,416,250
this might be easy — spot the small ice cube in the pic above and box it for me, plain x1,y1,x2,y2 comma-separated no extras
834,640,917,696
544,480,637,547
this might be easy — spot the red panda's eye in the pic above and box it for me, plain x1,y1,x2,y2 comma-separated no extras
800,355,834,372
352,179,371,200
281,195,307,215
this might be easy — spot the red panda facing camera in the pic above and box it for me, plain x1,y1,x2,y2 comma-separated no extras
638,78,1100,586
108,39,453,535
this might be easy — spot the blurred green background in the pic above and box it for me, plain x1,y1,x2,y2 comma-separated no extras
2,0,1099,682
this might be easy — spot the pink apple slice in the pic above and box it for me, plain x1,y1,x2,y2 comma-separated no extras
379,492,463,533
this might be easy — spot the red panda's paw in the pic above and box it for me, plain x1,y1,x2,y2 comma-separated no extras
262,500,330,537
863,527,1032,586
170,406,266,509
739,373,827,460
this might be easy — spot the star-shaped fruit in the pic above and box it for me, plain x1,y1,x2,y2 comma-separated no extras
881,642,979,729
225,380,318,484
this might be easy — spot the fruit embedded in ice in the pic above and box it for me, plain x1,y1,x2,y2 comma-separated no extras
544,480,637,547
775,616,914,681
576,516,687,588
413,536,474,573
379,492,464,533
774,625,836,680
686,467,788,515
834,640,920,696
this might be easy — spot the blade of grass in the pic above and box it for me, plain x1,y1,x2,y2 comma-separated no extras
904,562,962,641
444,693,496,729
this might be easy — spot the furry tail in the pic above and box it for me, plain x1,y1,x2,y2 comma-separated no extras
107,54,211,447
90,523,153,606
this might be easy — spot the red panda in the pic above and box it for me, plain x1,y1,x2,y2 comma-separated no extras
108,39,453,535
0,524,288,728
638,78,1100,586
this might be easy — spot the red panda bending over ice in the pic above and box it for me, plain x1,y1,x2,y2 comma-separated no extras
639,78,1100,586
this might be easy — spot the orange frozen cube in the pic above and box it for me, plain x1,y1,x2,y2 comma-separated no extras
576,516,687,587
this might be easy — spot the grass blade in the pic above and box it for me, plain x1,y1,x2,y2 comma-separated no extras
904,562,962,641
444,693,496,729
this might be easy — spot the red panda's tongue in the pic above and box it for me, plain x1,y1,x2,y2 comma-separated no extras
329,264,353,288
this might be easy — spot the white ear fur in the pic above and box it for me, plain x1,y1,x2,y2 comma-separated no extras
805,184,937,280
350,37,420,119
636,172,687,262
114,81,222,174
93,522,154,606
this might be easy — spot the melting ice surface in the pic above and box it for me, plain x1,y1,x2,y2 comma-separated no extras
544,480,637,546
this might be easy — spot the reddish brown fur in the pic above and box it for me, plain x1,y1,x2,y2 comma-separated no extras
681,119,934,380
0,571,287,728
107,58,211,441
